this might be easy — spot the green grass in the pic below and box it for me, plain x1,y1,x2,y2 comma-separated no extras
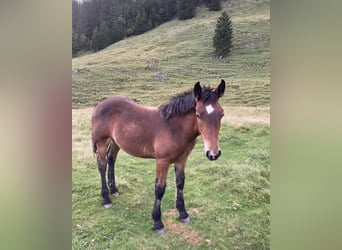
72,109,270,249
72,0,270,108
72,0,269,248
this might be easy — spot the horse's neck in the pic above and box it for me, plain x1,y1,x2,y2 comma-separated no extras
171,111,199,140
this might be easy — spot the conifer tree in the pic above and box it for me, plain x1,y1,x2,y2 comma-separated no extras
72,31,80,57
91,27,100,51
207,0,222,11
98,21,110,49
110,20,126,43
72,0,182,55
177,0,196,20
213,11,233,57
134,9,150,35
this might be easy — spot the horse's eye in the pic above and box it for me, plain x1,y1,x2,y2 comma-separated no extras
221,112,224,118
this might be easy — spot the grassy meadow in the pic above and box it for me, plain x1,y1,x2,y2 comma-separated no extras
72,0,270,108
72,0,270,249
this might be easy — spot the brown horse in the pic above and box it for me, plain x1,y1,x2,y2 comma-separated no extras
91,80,225,234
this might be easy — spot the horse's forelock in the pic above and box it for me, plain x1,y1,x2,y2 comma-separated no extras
200,86,218,103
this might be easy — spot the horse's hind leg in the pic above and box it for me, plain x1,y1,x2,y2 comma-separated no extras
107,140,120,196
96,140,112,208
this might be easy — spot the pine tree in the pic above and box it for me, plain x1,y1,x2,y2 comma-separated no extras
91,27,100,51
110,20,126,43
213,11,233,57
177,0,196,20
79,33,90,51
207,0,222,11
91,21,111,51
134,9,149,35
72,0,180,55
72,31,80,57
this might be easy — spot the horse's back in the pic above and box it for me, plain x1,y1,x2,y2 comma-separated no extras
92,96,155,121
93,96,133,117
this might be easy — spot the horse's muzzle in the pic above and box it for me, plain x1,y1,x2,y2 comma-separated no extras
206,150,221,161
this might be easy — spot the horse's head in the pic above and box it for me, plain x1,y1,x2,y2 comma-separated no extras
194,80,225,161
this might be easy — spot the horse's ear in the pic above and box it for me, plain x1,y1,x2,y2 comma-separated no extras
194,82,202,100
215,79,226,98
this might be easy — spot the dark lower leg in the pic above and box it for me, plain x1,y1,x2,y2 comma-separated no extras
107,154,119,195
98,159,112,207
175,168,189,220
151,180,166,231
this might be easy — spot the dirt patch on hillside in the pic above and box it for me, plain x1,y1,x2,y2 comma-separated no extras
163,208,203,245
222,106,270,126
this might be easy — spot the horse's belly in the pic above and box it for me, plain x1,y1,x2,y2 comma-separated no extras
120,143,155,159
112,126,156,159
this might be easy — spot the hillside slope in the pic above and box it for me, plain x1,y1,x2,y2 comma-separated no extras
72,0,270,108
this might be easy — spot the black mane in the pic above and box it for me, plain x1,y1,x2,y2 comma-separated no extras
158,86,218,119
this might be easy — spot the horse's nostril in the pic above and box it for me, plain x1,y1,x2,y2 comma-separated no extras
206,151,214,161
217,150,221,158
206,151,210,159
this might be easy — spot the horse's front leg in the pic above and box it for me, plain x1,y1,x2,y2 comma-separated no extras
174,161,190,223
151,159,169,234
